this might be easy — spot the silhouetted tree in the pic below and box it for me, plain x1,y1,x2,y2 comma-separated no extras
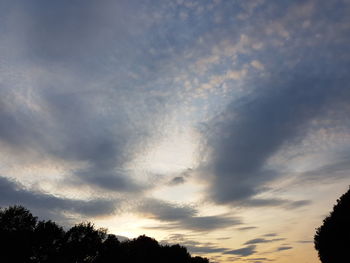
191,256,210,263
0,205,37,262
61,222,106,263
0,205,211,263
314,186,350,263
127,235,161,263
161,244,191,263
32,220,65,263
94,234,121,262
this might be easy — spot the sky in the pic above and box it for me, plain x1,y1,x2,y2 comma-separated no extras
0,0,350,262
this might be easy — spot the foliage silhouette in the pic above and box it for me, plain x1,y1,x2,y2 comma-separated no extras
161,244,192,263
32,220,65,262
314,186,350,263
0,205,210,263
61,222,107,263
94,234,121,262
0,205,38,262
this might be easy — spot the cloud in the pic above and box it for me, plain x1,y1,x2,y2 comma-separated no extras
169,176,186,185
296,240,313,244
263,233,277,237
168,168,193,186
244,238,285,245
138,198,197,221
191,0,350,209
224,245,257,257
0,0,249,224
204,59,350,205
0,0,217,198
0,87,145,193
2,0,154,64
0,176,117,220
237,226,257,231
161,234,229,254
239,198,311,209
138,198,241,231
246,258,274,262
182,216,241,231
276,246,293,251
298,157,350,183
187,245,227,254
250,60,264,71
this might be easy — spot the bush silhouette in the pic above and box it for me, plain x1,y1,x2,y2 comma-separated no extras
314,186,350,263
0,205,211,263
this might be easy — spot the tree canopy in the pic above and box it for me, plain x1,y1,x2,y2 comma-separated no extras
314,186,350,263
0,205,210,263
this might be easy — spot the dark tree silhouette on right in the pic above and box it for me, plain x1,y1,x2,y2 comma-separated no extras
314,186,350,263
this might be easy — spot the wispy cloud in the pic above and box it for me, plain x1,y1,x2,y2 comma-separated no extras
276,246,293,252
0,176,117,221
161,234,229,255
138,198,241,231
224,245,257,257
237,226,257,231
244,238,285,245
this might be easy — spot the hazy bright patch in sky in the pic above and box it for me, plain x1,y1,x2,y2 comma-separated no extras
1,0,350,262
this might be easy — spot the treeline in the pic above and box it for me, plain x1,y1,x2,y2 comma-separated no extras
0,205,209,263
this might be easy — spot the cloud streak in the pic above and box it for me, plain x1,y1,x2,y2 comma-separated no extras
161,234,229,255
138,198,241,231
0,176,117,220
244,238,285,245
224,245,257,257
276,246,293,252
